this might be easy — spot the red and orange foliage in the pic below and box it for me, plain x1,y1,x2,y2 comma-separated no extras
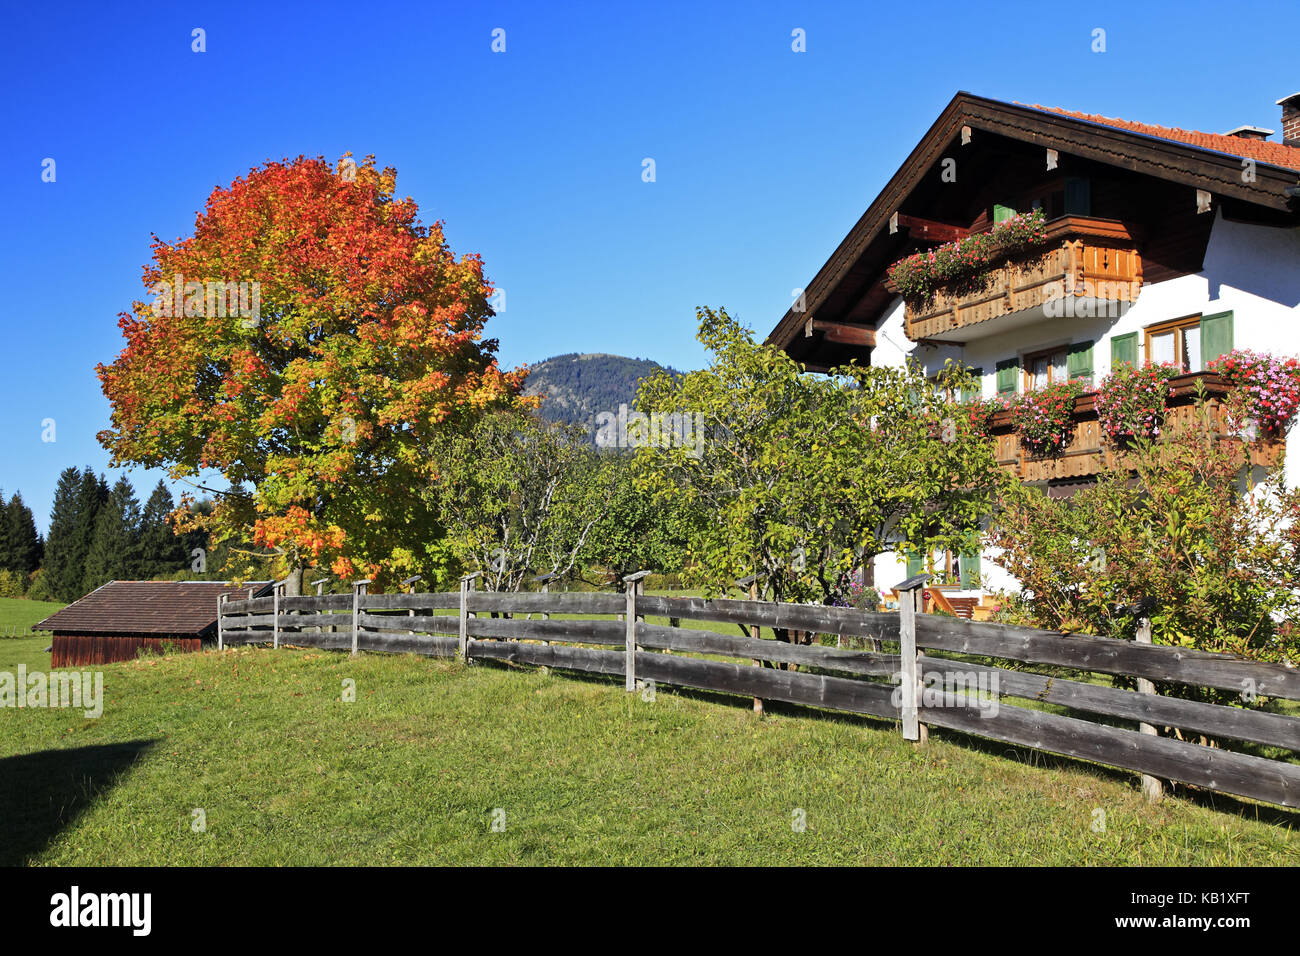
97,154,529,588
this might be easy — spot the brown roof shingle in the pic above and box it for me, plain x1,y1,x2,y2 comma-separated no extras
1020,103,1300,171
35,581,273,636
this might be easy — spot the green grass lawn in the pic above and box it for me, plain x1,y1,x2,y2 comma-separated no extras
0,596,65,636
2,633,1296,865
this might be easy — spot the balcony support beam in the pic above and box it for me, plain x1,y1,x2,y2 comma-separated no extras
804,318,876,348
889,213,970,243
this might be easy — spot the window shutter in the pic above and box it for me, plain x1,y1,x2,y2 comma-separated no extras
996,359,1018,395
905,551,924,578
1111,332,1138,368
1067,341,1094,383
1065,178,1091,216
962,367,984,403
959,550,981,590
993,204,1016,223
1200,311,1234,366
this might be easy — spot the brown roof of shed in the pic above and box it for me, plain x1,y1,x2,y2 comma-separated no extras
34,581,274,636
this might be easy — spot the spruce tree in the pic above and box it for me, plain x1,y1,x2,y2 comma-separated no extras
83,476,142,592
0,489,11,572
43,468,86,601
139,481,187,579
6,493,41,576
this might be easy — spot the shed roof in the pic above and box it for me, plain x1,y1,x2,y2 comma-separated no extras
34,581,274,636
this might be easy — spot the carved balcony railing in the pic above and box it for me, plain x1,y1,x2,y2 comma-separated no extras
894,216,1144,342
989,373,1285,483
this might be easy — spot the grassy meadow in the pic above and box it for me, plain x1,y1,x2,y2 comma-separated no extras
1,629,1296,866
0,596,65,636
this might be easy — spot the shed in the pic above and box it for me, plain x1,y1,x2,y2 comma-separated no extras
35,580,274,667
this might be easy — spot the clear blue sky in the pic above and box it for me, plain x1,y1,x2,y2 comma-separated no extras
1,0,1294,532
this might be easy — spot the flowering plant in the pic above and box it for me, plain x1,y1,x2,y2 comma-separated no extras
839,580,882,612
1207,349,1300,436
1009,380,1085,457
1094,362,1176,443
955,395,1005,439
887,209,1049,301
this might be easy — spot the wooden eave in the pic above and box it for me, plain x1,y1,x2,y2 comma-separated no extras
767,92,1300,355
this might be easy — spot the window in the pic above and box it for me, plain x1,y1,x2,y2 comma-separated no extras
1144,313,1233,372
1024,347,1068,390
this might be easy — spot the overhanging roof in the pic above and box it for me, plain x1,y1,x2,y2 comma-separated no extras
767,91,1300,353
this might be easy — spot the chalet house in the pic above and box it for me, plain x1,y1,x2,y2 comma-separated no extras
36,580,273,667
766,91,1300,597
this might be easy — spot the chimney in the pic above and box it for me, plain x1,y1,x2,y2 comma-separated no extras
1225,125,1274,141
1279,92,1300,148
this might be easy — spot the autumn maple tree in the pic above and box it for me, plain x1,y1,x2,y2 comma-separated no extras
97,154,527,590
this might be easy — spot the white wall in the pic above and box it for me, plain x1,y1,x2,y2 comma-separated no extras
868,210,1300,593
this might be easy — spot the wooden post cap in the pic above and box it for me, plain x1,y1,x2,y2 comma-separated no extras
894,573,932,592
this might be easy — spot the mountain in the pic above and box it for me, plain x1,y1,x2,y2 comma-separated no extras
522,353,681,432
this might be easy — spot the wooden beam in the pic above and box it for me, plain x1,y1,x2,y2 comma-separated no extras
893,214,969,243
805,319,875,347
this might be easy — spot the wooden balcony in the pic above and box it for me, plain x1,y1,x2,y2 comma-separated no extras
990,374,1285,483
900,216,1144,342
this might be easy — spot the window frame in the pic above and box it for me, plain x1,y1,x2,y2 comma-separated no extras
1143,313,1201,372
1022,345,1069,392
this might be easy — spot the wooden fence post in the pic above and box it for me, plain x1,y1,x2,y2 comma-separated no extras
217,593,227,651
896,573,930,743
1135,613,1164,804
531,573,556,647
623,570,650,692
311,578,329,635
459,571,481,662
402,575,421,636
351,578,370,657
737,574,764,716
273,580,283,649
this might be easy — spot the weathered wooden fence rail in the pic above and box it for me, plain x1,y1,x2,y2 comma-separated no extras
217,577,1300,809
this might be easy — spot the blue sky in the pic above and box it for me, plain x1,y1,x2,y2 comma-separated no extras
1,0,1295,531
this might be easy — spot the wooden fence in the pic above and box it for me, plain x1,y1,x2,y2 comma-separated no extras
216,575,1300,810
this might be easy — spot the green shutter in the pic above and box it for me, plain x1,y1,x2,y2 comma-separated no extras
1067,341,1094,383
959,550,981,590
1111,332,1138,368
993,204,1016,223
1065,178,1091,216
962,367,984,403
1200,311,1234,367
905,551,924,578
996,359,1019,395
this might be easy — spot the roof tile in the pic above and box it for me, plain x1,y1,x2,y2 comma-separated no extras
1020,103,1300,171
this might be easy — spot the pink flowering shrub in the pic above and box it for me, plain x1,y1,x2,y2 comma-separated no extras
888,209,1049,300
1095,362,1176,443
1208,350,1300,436
1009,380,1085,457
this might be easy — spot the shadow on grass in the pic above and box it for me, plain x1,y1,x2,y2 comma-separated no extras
0,740,158,865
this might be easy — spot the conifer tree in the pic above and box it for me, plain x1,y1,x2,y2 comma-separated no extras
0,489,11,572
83,476,141,591
6,493,41,577
139,480,187,579
43,468,87,601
